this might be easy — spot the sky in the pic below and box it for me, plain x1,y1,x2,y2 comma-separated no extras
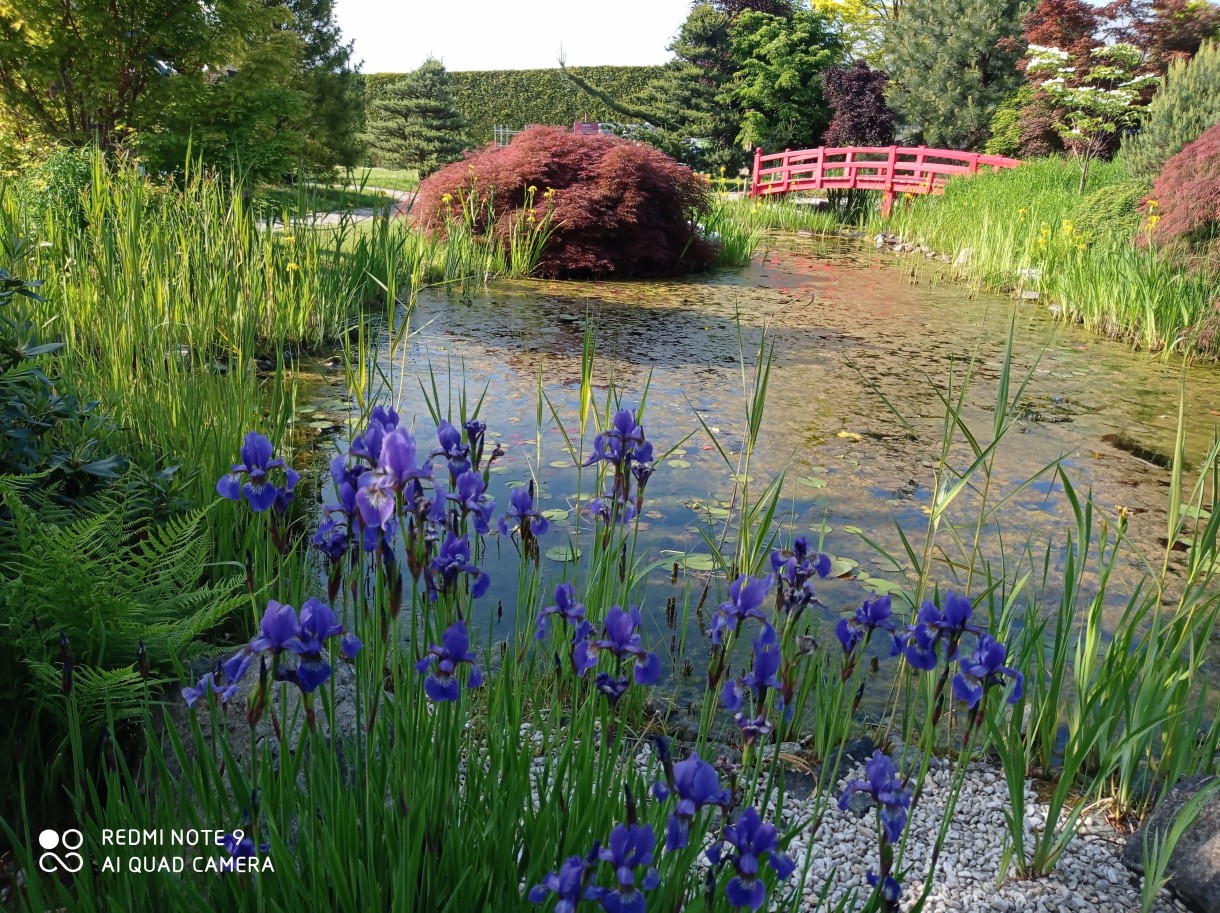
333,0,695,73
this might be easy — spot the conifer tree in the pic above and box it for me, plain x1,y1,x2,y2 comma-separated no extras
1119,40,1220,176
882,0,1025,149
365,59,470,175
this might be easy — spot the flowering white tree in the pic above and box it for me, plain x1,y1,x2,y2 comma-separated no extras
1027,43,1158,191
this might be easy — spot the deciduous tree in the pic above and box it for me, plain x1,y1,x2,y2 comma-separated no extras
821,60,895,146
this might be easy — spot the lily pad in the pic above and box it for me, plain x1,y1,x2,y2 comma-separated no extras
731,473,754,484
667,459,692,469
842,525,864,535
862,577,907,597
544,546,581,563
827,556,858,577
679,553,718,571
307,420,339,430
541,509,569,521
549,460,573,469
489,465,510,473
645,510,665,520
798,476,827,489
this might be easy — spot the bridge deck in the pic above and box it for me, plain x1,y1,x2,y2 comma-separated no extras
749,146,1020,216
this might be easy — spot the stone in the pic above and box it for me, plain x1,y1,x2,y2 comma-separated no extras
845,736,876,762
1121,775,1220,913
953,247,973,268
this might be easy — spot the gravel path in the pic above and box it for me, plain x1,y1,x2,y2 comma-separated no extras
780,758,1187,913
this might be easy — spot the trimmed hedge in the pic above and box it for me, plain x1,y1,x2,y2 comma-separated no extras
363,66,664,146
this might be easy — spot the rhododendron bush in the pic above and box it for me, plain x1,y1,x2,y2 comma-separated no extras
413,126,717,278
1144,121,1220,274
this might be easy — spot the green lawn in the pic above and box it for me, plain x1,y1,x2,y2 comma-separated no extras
344,166,421,192
257,184,399,216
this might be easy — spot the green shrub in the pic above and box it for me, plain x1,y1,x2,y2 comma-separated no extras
1119,40,1220,178
363,66,665,147
1067,175,1153,246
985,85,1033,158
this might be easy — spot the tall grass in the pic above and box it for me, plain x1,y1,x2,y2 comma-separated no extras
877,157,1220,355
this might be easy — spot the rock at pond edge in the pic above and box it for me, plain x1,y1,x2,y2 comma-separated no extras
1121,774,1220,913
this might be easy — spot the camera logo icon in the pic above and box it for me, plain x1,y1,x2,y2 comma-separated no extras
37,829,84,873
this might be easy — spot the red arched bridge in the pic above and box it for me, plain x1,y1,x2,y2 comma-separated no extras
749,145,1020,216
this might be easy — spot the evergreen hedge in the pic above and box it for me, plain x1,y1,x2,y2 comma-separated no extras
363,66,664,146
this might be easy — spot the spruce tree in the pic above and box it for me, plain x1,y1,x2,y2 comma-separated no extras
1119,40,1220,176
882,0,1025,150
365,59,470,175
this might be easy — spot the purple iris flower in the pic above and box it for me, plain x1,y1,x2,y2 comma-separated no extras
836,596,901,658
216,432,298,513
312,518,349,562
570,621,599,676
500,484,549,540
449,470,495,535
464,419,487,469
584,408,646,468
340,632,362,661
953,634,1023,708
588,823,660,913
349,406,398,464
182,672,238,707
583,605,661,686
356,430,431,531
722,623,782,711
415,620,483,702
586,494,636,526
287,599,343,693
535,583,585,640
652,753,731,851
248,600,300,653
630,441,655,510
770,536,831,616
711,574,773,645
867,871,902,905
838,751,911,844
707,807,796,911
528,851,598,912
595,672,631,705
427,532,490,599
433,420,471,479
222,651,253,687
902,591,981,668
901,622,940,671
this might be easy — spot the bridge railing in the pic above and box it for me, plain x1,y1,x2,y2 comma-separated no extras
749,145,1020,215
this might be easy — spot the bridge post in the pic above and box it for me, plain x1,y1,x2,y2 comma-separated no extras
814,146,825,190
751,147,762,197
968,153,980,174
880,145,898,217
783,148,791,194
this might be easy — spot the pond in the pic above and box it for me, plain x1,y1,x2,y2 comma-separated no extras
301,234,1220,696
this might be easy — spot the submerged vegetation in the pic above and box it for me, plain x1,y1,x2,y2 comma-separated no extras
872,158,1220,356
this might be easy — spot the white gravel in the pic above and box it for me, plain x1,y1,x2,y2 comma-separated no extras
778,758,1188,913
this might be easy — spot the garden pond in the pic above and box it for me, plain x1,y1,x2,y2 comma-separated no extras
294,234,1220,699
